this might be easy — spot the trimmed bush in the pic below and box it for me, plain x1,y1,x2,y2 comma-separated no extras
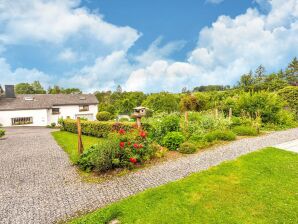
78,137,118,172
149,142,168,158
179,142,197,154
0,129,5,138
119,117,129,122
232,126,258,136
96,111,112,121
205,130,236,142
63,119,135,138
162,132,185,150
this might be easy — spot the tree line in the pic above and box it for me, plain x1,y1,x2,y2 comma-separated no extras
2,57,297,116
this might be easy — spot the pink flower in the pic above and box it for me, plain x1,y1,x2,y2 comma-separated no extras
133,143,139,149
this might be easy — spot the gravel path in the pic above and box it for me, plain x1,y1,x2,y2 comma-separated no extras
0,127,297,224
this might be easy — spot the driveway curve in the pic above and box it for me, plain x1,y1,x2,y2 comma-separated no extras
0,127,298,223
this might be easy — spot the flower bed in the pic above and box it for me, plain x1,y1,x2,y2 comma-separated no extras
77,127,158,172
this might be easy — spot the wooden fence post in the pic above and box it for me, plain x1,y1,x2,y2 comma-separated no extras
229,108,232,121
77,117,84,155
215,108,218,119
185,111,189,129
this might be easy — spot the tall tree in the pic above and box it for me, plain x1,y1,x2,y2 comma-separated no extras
285,57,298,85
116,85,122,93
238,71,255,92
15,83,35,94
31,81,46,94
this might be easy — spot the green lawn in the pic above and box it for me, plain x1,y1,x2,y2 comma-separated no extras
68,147,298,224
52,131,106,163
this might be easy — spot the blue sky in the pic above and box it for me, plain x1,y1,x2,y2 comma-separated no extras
0,0,297,92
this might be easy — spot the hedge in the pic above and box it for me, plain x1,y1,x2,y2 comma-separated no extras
62,119,151,138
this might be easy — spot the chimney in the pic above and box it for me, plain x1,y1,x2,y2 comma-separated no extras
5,85,16,98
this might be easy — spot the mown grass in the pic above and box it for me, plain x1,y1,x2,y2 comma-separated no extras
67,147,298,224
52,131,106,163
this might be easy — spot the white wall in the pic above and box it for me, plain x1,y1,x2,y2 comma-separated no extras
0,109,48,127
0,104,98,127
47,104,98,125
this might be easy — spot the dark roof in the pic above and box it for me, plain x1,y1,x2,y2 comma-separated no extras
0,94,98,111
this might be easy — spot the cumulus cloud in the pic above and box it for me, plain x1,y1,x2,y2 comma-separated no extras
0,57,51,85
58,48,78,62
0,0,139,51
0,0,297,93
123,0,298,92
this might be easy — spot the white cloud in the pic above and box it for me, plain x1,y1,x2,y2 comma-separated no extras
123,0,298,92
58,48,78,62
135,37,186,66
0,0,297,93
60,51,133,92
0,0,140,51
0,57,51,86
206,0,224,4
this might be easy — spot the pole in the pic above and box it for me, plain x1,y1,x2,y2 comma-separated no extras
229,108,232,121
77,117,84,155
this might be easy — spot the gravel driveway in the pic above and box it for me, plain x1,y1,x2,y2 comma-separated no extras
0,127,297,224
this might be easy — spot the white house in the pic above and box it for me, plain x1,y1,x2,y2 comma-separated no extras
0,85,98,127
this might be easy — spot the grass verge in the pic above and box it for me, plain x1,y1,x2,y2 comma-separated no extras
67,147,298,224
51,131,106,163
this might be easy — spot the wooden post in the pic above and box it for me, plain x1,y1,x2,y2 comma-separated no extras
77,117,84,155
136,117,142,129
229,108,232,121
185,111,189,129
215,108,218,119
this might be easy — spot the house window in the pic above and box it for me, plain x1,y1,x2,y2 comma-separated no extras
79,105,89,112
11,117,33,125
52,108,60,114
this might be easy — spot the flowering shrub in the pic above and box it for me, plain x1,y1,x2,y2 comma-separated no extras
78,127,156,172
113,128,155,168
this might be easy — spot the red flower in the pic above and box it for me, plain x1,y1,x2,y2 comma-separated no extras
139,130,147,138
129,157,137,163
138,144,143,148
133,143,139,149
119,142,125,149
118,129,126,135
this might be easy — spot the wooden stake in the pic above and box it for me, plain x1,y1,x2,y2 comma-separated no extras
77,117,84,155
136,117,142,129
185,111,189,129
229,108,232,121
215,108,218,119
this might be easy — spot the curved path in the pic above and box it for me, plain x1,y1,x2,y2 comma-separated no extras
0,127,297,223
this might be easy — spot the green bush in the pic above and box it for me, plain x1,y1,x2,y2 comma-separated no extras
149,142,168,158
63,119,135,138
0,129,5,138
96,111,112,121
278,86,298,117
78,137,118,172
162,132,185,150
119,117,129,122
232,126,258,136
144,113,180,143
179,142,197,154
205,130,236,142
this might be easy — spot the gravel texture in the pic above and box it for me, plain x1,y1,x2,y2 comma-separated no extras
0,127,297,224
